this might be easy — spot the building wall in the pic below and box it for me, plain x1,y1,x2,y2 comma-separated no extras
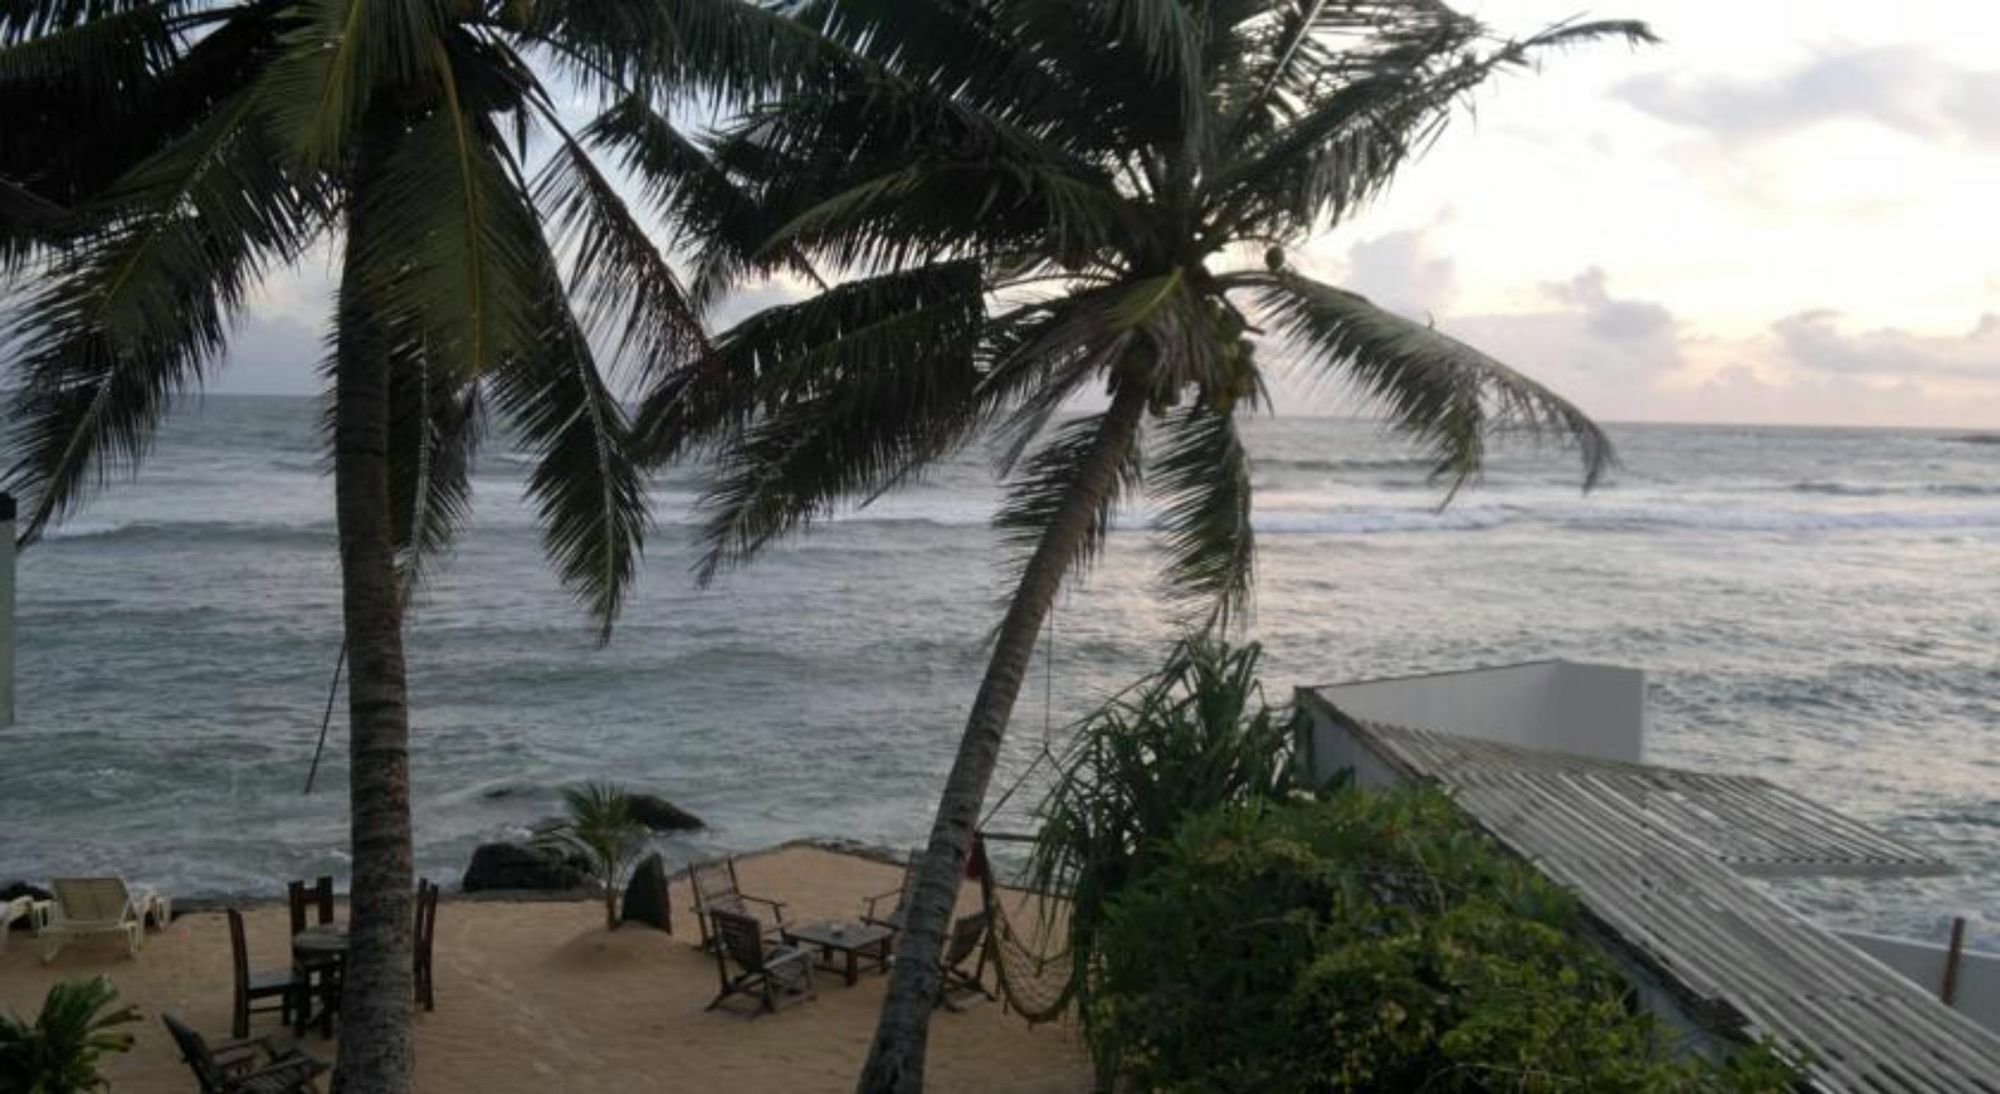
1302,661,1646,764
1837,930,2000,1034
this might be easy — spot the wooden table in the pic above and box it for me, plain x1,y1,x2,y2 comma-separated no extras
780,921,893,986
292,924,348,1036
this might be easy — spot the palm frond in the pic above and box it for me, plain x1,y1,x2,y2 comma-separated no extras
1150,402,1256,631
2,83,325,543
1212,14,1655,237
385,349,481,595
532,118,707,386
717,80,1138,272
0,0,190,44
580,94,816,311
521,0,844,106
338,66,546,388
687,261,989,582
1246,270,1613,492
486,298,649,642
0,1,178,82
260,0,443,166
994,384,1149,594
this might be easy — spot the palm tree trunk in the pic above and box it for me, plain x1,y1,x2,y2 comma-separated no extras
331,243,416,1094
857,381,1149,1094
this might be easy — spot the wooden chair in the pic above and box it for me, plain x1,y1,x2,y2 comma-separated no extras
413,877,439,1012
862,849,924,933
162,1013,326,1094
286,877,334,935
688,858,786,951
285,877,338,1027
938,910,997,1011
705,909,814,1016
228,909,303,1040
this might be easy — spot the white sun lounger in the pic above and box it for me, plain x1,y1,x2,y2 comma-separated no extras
1,895,33,952
39,877,172,961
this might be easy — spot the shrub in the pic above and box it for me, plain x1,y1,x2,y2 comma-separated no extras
1088,792,1795,1092
1027,638,1309,1018
0,977,138,1094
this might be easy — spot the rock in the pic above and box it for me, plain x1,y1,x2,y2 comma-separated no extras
1,881,52,904
3,881,51,930
620,853,673,933
626,794,703,833
478,780,539,801
461,842,592,893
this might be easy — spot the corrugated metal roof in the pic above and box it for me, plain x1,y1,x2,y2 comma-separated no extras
1350,720,1999,1093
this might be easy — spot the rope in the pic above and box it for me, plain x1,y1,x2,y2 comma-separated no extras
302,641,346,795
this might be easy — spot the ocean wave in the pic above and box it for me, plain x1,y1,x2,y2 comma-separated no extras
1568,505,2000,534
45,519,335,546
1789,481,2000,499
1258,455,1437,474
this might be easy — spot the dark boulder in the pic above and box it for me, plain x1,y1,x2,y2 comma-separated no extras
626,794,703,833
1,881,52,904
3,881,51,931
620,853,673,933
461,842,592,893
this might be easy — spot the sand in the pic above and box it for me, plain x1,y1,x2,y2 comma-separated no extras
0,846,1092,1092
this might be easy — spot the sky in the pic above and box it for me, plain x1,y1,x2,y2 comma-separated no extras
220,0,2000,429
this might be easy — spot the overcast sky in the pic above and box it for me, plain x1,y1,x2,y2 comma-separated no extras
222,0,2000,429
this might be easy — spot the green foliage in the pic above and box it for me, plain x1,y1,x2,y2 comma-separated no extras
1027,637,1307,1018
1089,793,1798,1092
0,977,138,1094
538,781,649,929
644,0,1646,628
0,0,798,633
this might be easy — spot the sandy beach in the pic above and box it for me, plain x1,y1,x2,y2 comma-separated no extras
0,846,1091,1093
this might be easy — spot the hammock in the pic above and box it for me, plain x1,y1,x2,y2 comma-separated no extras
975,845,1077,1024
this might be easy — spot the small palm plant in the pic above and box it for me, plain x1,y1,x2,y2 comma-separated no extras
539,782,650,930
0,977,139,1094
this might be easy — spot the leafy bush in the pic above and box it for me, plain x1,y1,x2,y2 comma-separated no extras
0,977,138,1094
1089,793,1796,1092
1027,638,1308,1015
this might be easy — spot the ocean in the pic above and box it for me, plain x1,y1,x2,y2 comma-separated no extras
1,396,1993,948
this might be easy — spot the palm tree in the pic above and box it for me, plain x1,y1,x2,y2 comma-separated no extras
635,3,1647,1089
0,3,816,1090
538,782,649,929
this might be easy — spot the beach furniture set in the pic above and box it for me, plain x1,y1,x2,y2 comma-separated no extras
165,875,437,1092
691,850,994,1017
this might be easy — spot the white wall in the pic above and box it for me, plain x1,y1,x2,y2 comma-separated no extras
1838,930,2000,1035
1304,660,1645,764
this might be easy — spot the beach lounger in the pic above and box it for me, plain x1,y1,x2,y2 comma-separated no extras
162,1013,327,1094
688,857,786,951
705,909,814,1016
862,849,924,933
937,909,996,1011
0,894,30,952
39,877,171,961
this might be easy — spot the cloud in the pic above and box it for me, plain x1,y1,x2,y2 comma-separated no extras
1772,310,2000,381
1341,229,1457,317
1619,46,2000,146
218,312,324,395
1542,268,1677,344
